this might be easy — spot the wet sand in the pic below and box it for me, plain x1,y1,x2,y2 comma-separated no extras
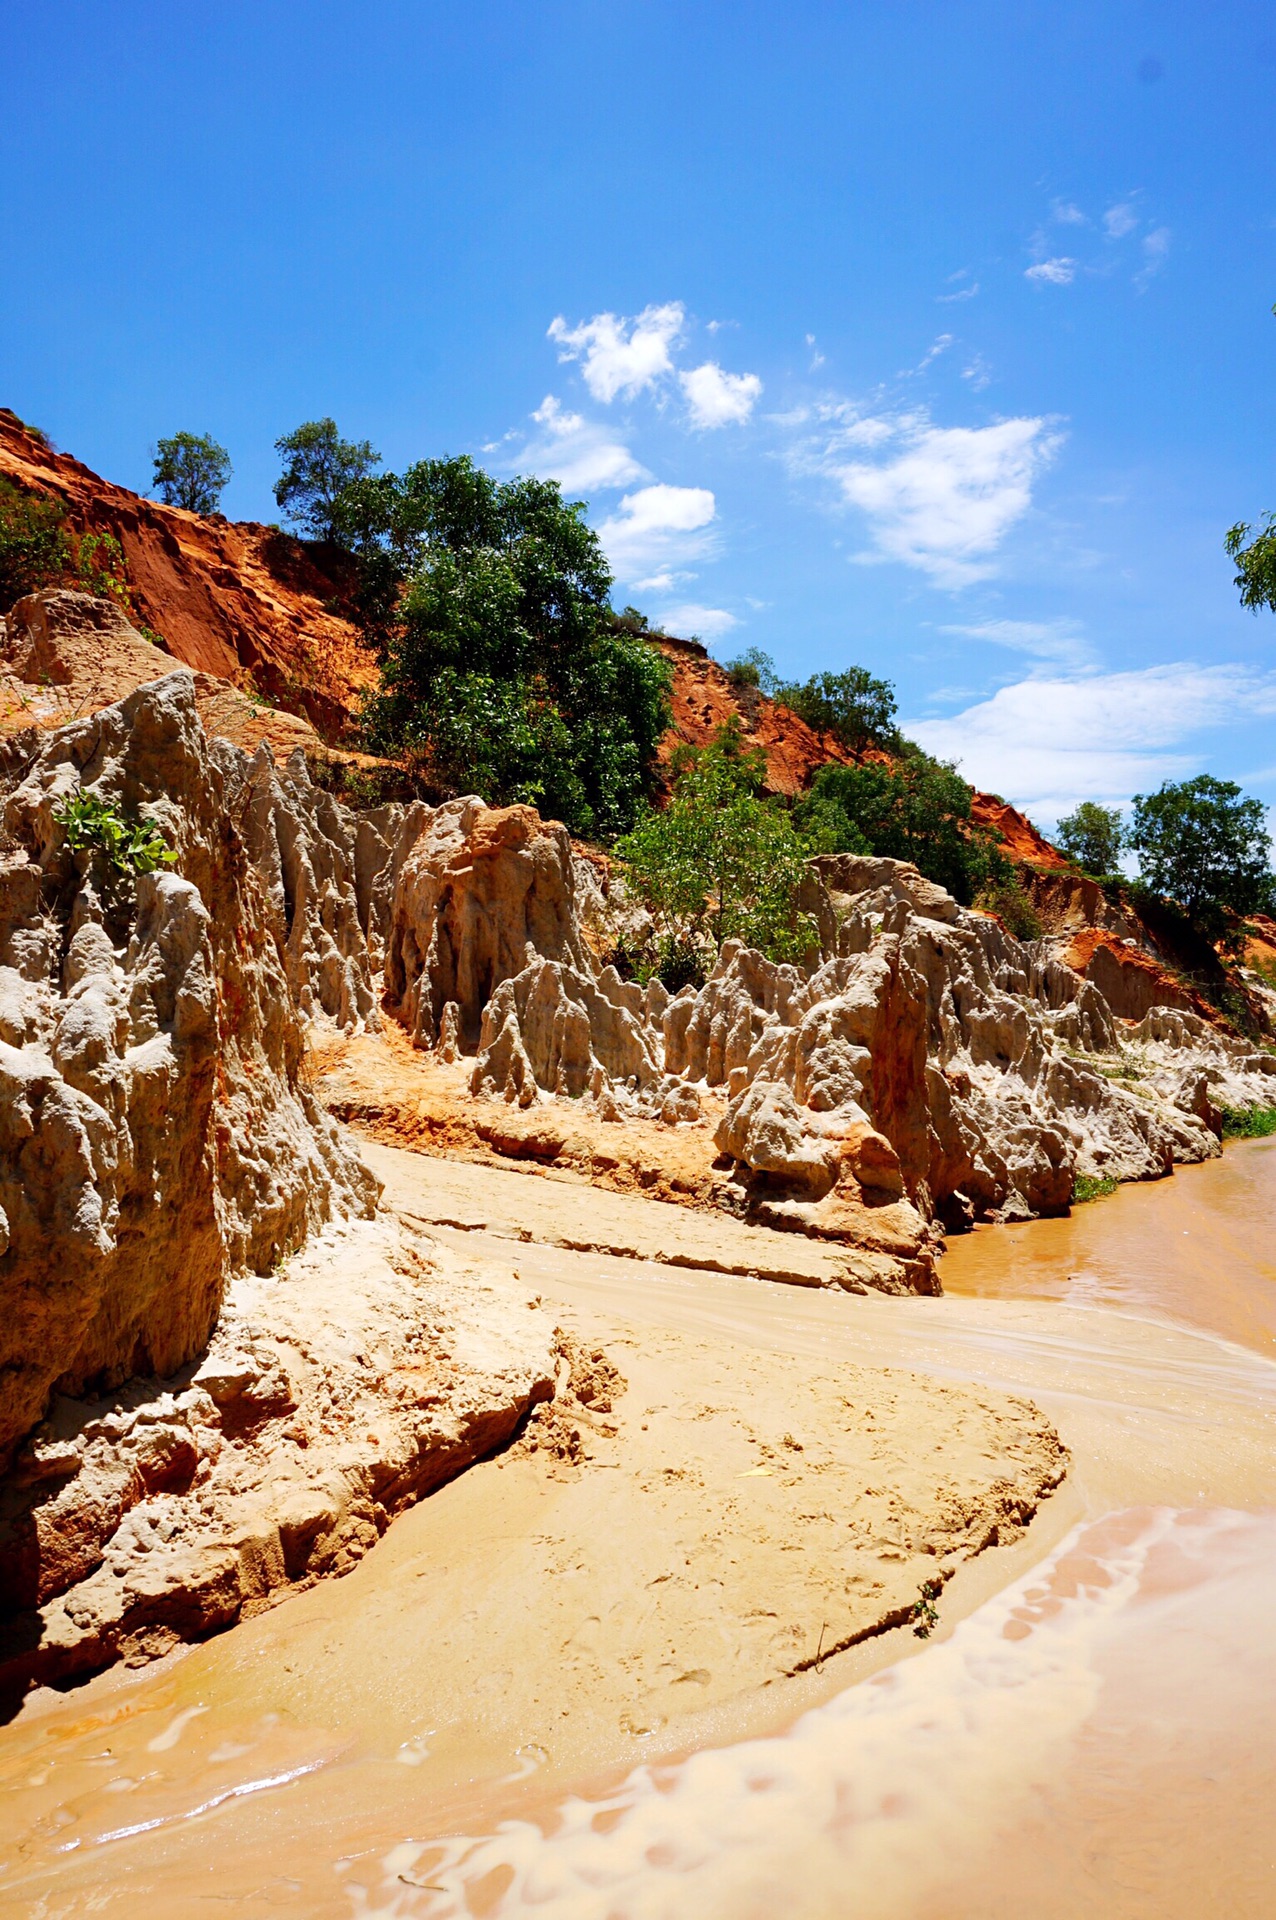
1,1140,1275,1915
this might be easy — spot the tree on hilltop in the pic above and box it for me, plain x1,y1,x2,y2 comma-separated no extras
353,455,671,837
776,665,900,753
1056,801,1125,877
151,432,232,515
273,419,380,542
1130,775,1273,949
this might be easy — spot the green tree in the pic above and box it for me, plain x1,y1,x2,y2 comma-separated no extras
776,666,899,752
274,419,380,542
0,479,70,610
794,748,1010,905
151,432,232,514
356,457,671,836
1226,514,1276,615
1056,800,1125,876
1129,775,1274,947
614,722,817,982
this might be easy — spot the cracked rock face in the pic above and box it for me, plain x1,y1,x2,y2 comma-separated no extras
0,672,377,1468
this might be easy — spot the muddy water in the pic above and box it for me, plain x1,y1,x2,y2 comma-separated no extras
941,1134,1276,1354
2,1141,1275,1917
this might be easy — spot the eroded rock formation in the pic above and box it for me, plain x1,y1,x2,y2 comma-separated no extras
0,672,377,1468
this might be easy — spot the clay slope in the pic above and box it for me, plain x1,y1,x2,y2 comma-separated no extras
0,410,374,737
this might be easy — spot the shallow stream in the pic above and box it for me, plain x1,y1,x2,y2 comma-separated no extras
3,1141,1275,1917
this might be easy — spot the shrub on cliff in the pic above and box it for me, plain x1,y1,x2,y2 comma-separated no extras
614,722,817,983
352,457,670,836
1056,800,1125,877
0,479,70,610
775,665,900,753
1130,775,1274,950
794,748,1011,905
152,432,233,515
274,418,381,542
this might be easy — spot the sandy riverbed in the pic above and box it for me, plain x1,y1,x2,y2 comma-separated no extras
1,1140,1274,1916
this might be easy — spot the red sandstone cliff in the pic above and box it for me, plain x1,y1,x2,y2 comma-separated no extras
0,410,375,737
1,406,1062,868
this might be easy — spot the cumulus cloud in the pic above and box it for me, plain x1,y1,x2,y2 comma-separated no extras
517,395,648,493
596,483,717,582
907,663,1276,820
819,412,1062,587
547,302,685,403
680,361,763,428
1052,200,1087,225
657,602,738,639
1025,257,1076,286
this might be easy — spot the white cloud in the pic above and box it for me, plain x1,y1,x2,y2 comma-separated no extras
1052,199,1087,225
907,663,1276,819
1104,200,1139,239
680,361,763,429
1136,226,1171,288
940,617,1094,669
1025,257,1076,286
596,482,717,582
822,413,1062,587
547,302,684,403
938,281,980,303
518,395,648,492
657,602,738,639
961,353,992,391
905,334,953,376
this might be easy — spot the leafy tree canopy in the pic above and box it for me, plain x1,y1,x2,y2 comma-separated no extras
1226,514,1276,615
1056,800,1125,877
1129,775,1273,947
614,721,816,983
794,749,1010,905
355,456,671,837
152,432,232,515
776,666,900,753
274,419,380,542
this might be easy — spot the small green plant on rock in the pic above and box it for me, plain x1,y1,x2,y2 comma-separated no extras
55,792,178,875
912,1577,943,1638
1072,1172,1119,1204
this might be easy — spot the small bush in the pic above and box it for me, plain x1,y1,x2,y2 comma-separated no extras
55,792,177,875
1073,1172,1119,1204
912,1577,943,1639
1219,1105,1276,1139
975,877,1043,941
0,479,71,610
76,529,132,609
723,647,779,695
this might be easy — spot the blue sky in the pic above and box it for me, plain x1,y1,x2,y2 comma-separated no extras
3,1,1275,829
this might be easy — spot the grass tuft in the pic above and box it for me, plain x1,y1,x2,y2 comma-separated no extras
1072,1172,1119,1204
